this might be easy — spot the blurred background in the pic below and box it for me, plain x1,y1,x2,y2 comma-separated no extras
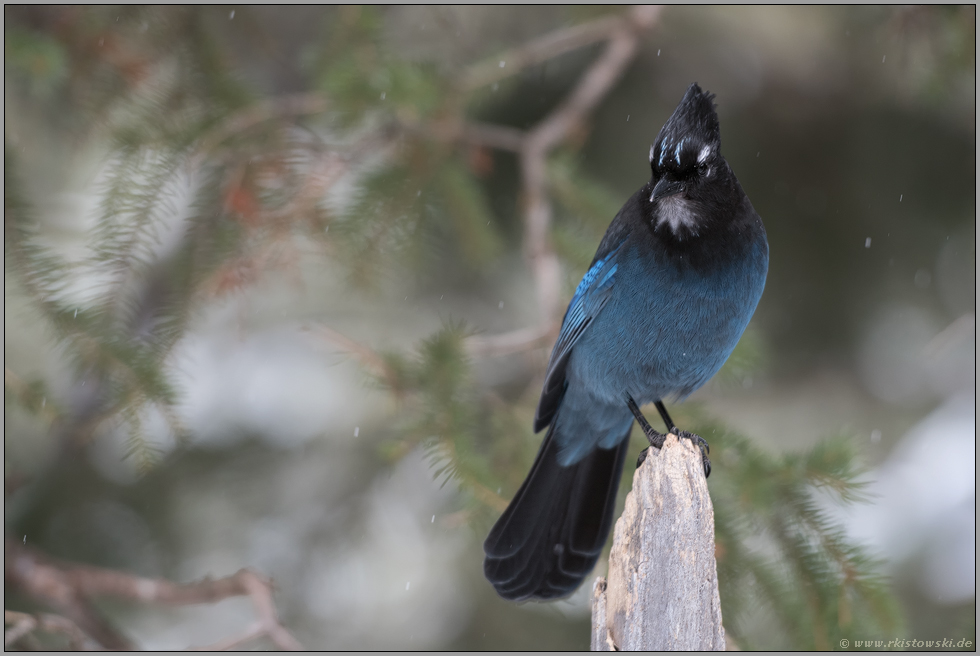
4,5,975,650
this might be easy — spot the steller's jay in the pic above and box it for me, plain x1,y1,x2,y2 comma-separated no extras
483,83,769,601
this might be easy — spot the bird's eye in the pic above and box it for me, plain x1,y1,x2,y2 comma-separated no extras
697,162,709,176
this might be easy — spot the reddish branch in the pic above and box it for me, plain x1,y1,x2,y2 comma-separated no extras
193,92,329,163
308,324,398,385
4,539,302,651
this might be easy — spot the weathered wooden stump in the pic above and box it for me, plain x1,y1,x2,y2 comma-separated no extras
590,433,725,651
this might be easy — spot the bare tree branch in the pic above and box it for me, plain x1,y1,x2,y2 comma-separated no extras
449,6,664,357
4,539,303,651
4,610,39,648
237,567,304,651
458,121,526,152
525,6,662,154
465,323,553,358
520,5,661,328
5,540,135,650
4,610,103,651
462,13,629,91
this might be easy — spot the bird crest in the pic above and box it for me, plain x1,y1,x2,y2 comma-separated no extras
650,83,721,175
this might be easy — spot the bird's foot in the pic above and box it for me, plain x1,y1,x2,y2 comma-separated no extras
636,446,655,468
635,425,666,469
674,429,711,478
640,423,666,450
634,423,667,469
627,396,666,470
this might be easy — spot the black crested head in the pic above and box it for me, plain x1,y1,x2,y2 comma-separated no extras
640,83,754,248
649,83,721,179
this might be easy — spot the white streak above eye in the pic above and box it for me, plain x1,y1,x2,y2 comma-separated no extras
698,144,713,163
674,138,685,165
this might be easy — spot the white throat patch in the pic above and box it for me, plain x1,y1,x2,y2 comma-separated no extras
656,196,698,234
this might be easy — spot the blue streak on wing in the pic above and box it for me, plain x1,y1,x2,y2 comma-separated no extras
533,241,625,432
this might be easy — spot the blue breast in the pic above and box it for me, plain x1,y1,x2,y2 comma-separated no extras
566,239,768,407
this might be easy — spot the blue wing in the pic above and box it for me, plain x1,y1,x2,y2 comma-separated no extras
533,241,625,432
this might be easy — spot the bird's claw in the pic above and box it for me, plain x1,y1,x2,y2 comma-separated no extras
639,424,666,450
635,429,711,477
675,430,711,478
635,424,664,469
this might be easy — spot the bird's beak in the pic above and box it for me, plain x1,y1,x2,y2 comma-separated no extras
650,177,685,203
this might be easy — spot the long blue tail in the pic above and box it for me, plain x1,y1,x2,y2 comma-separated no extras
483,421,631,600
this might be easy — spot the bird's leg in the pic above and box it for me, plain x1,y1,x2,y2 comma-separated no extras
653,401,677,435
627,396,665,468
654,401,712,478
627,396,666,448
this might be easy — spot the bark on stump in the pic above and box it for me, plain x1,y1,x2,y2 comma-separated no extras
590,433,725,651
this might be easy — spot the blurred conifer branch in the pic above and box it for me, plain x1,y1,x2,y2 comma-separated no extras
312,321,511,514
3,2,661,479
682,414,902,648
